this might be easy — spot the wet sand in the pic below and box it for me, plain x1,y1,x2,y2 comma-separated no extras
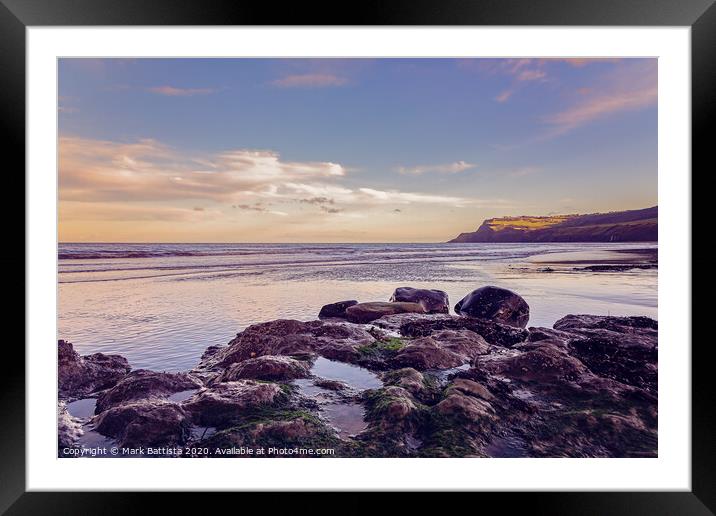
530,247,657,267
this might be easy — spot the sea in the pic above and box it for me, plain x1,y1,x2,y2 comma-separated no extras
58,242,657,371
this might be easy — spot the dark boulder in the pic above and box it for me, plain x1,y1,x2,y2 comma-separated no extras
345,302,426,324
94,370,203,413
318,300,358,319
58,340,131,398
390,287,449,314
455,286,530,328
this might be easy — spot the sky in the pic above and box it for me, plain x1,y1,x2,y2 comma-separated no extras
58,58,657,243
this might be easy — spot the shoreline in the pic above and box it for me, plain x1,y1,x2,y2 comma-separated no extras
59,284,658,459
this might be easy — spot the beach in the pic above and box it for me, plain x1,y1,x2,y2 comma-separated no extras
58,242,657,371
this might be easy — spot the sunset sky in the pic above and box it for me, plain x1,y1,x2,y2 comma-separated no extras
58,58,657,243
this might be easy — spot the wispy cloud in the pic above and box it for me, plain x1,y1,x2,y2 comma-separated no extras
541,61,657,137
397,160,475,175
271,74,348,88
280,183,476,208
148,85,217,96
494,90,513,103
464,58,621,104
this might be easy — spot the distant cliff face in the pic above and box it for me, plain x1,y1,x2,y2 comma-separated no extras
448,206,657,243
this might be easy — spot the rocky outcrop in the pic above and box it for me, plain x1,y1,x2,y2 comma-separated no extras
58,402,83,448
318,300,358,319
95,370,203,413
389,329,489,371
390,287,449,314
183,380,286,427
391,336,467,370
481,343,589,383
216,355,311,382
58,340,130,398
200,319,374,369
94,400,190,448
397,315,529,347
58,288,658,459
553,315,658,391
197,411,342,455
455,286,530,328
345,301,426,324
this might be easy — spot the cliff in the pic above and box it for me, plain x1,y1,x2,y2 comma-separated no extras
448,206,657,243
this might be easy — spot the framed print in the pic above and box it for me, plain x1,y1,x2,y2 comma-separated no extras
2,0,711,512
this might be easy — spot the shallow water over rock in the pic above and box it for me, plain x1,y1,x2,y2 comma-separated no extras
292,357,382,439
310,357,382,390
66,398,97,419
321,403,368,438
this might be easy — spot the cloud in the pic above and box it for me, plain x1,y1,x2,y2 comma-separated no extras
271,74,347,88
59,136,497,229
59,202,217,222
542,61,657,137
232,203,287,216
279,182,476,208
465,58,620,104
298,197,335,205
59,137,348,203
494,90,513,103
148,86,217,96
517,69,546,82
357,188,470,206
398,160,475,175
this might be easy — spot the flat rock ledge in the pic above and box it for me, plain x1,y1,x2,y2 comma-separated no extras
58,287,657,458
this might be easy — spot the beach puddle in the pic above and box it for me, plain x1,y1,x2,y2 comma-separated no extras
321,402,368,438
292,379,330,398
66,398,97,419
310,357,382,390
292,357,382,439
191,425,217,441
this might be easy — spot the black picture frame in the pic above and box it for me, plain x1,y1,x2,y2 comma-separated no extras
1,0,709,512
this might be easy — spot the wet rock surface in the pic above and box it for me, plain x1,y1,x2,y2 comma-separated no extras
318,300,358,319
183,380,286,427
59,340,131,398
390,287,450,314
455,286,530,328
345,301,427,324
216,355,311,382
94,399,191,448
95,370,203,413
58,286,658,458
